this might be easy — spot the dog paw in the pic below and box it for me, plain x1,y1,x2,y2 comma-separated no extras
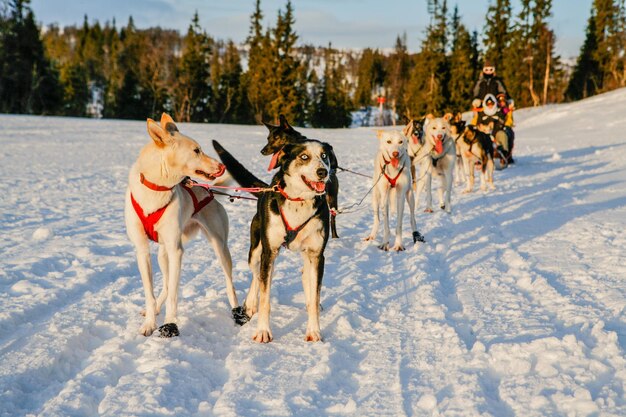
424,208,434,213
158,323,180,338
413,231,425,243
252,329,273,343
232,306,250,326
378,242,390,251
304,330,323,342
140,320,157,336
391,244,406,251
462,189,472,194
363,235,375,241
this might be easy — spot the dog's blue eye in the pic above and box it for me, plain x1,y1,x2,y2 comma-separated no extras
321,153,327,159
301,154,309,160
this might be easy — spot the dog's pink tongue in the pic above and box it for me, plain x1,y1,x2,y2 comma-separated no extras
434,139,443,154
390,157,399,168
412,134,419,144
267,152,280,171
312,181,326,193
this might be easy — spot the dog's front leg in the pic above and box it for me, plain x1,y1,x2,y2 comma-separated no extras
155,244,169,315
136,244,158,336
487,158,496,190
392,191,406,251
443,170,453,213
302,249,323,342
379,189,391,251
161,240,184,337
424,172,434,213
253,247,277,343
463,157,474,193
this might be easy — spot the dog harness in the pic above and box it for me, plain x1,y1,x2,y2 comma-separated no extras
279,206,318,247
381,158,405,188
131,174,214,242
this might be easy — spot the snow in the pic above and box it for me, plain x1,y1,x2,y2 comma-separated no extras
1,89,626,416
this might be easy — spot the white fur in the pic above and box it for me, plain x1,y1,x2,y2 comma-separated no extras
414,116,456,213
125,114,238,336
242,141,331,343
365,130,417,251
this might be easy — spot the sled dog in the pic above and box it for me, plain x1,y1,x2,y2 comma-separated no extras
365,130,423,251
402,118,428,188
260,115,340,238
213,139,332,343
449,113,467,186
125,113,239,338
414,114,456,213
459,124,496,192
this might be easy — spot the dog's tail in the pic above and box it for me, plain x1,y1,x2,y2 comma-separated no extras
212,140,269,196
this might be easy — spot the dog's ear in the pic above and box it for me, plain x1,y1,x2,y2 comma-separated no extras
402,121,413,138
147,118,172,147
262,120,276,131
425,114,435,120
279,114,290,129
160,113,178,134
375,129,385,140
443,113,453,121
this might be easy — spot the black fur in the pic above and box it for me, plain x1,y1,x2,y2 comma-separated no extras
262,115,340,238
213,140,330,339
464,125,495,172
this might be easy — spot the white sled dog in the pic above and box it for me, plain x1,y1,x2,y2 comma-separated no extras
414,114,456,213
365,130,424,251
125,113,239,338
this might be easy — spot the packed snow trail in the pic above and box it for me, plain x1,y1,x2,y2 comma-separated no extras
1,89,625,416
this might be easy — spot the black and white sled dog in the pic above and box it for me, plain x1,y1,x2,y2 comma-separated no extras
260,115,340,239
448,112,467,186
365,130,423,250
459,124,496,193
402,117,428,187
414,114,457,213
213,139,333,343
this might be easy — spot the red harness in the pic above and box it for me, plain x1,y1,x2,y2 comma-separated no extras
381,158,405,188
131,174,214,242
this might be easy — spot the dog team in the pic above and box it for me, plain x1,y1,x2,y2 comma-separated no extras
125,110,508,342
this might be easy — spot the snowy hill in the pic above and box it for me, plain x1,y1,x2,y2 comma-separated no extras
1,89,625,416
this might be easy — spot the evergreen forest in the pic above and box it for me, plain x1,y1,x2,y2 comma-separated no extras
1,0,625,127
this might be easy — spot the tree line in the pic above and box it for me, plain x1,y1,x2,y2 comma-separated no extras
0,0,625,127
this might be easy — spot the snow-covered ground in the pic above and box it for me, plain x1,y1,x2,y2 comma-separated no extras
1,89,625,417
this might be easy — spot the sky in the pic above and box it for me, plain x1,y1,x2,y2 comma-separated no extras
31,0,592,58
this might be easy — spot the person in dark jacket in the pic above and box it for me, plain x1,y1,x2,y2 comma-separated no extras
471,60,509,109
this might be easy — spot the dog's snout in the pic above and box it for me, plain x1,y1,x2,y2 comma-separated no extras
392,151,399,158
316,168,328,179
437,134,443,140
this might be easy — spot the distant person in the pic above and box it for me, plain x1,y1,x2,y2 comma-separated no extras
471,60,509,110
471,94,515,165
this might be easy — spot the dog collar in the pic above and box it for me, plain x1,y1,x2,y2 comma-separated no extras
275,184,305,202
140,173,174,191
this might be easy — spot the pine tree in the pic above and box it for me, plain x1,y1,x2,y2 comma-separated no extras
0,0,62,114
309,44,351,128
267,1,306,124
244,0,273,122
385,34,412,122
448,6,479,111
566,10,601,100
171,12,213,122
407,0,449,116
483,0,512,68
